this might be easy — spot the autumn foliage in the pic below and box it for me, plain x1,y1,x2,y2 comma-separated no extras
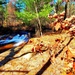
48,11,75,34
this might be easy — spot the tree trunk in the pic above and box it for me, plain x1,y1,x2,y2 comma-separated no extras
35,24,41,37
34,0,42,37
64,2,67,19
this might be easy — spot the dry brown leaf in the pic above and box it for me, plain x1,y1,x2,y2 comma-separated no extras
54,22,61,31
73,61,75,71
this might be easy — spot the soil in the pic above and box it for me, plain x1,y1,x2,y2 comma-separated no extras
0,31,75,75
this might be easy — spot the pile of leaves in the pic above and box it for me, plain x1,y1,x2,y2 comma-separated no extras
48,12,75,34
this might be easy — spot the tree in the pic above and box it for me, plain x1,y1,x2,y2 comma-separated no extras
66,0,75,18
15,0,52,37
0,0,17,27
0,0,7,26
3,0,24,27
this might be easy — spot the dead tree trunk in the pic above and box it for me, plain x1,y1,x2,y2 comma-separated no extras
64,0,75,18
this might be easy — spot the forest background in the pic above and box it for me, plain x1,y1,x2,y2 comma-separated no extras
0,0,75,37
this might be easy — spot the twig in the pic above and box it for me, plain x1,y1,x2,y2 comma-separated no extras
55,37,73,58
